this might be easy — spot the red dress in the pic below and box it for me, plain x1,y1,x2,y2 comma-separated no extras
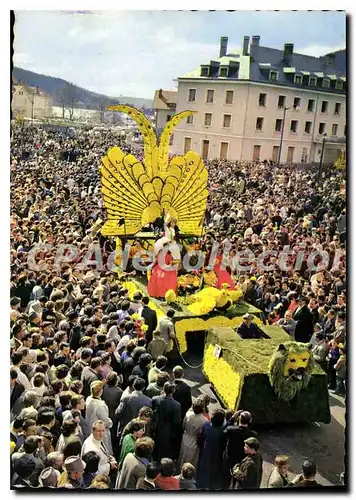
213,255,236,290
147,251,178,298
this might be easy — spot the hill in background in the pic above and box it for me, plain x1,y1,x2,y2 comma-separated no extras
12,67,153,110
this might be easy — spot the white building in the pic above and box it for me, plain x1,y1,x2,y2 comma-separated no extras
152,89,177,133
172,36,346,164
12,83,52,120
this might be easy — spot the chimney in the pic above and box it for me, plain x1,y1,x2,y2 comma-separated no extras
158,89,162,98
219,36,228,58
326,53,336,66
242,36,250,56
251,35,260,47
283,43,294,66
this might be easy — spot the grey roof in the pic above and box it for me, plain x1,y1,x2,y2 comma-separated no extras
180,42,346,94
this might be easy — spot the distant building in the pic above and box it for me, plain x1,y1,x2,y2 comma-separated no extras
12,83,52,119
172,36,346,164
152,89,177,133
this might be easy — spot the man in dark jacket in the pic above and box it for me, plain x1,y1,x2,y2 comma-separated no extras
139,297,157,344
291,459,323,488
10,368,25,411
67,310,82,352
115,378,152,438
223,411,257,488
172,366,192,421
293,296,314,343
232,437,263,489
152,382,181,461
236,314,262,339
80,357,103,398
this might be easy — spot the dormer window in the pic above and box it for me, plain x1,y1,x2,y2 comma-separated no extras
322,78,330,89
294,75,303,85
219,66,229,78
269,70,278,81
309,76,317,87
201,66,210,77
335,80,343,90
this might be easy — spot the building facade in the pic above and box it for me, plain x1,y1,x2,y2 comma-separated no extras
172,36,346,164
152,89,177,133
12,84,52,120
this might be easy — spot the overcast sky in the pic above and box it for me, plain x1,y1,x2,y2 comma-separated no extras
13,10,346,99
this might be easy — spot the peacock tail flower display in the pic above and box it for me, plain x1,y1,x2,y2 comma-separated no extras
100,105,209,236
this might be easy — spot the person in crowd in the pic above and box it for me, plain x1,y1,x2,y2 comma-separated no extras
333,346,346,396
152,382,181,461
82,450,100,488
145,371,170,399
267,455,291,488
236,314,262,339
327,339,340,390
222,410,257,488
172,365,193,422
231,437,263,489
312,333,328,372
197,408,226,490
155,457,180,490
138,296,157,345
291,459,323,488
85,381,113,454
178,398,207,468
116,436,154,489
277,310,297,337
115,377,151,440
147,330,168,360
81,420,118,476
135,461,160,490
118,421,145,470
175,462,198,490
147,355,167,384
293,296,314,343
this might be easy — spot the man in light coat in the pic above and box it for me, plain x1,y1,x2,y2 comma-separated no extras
81,420,117,475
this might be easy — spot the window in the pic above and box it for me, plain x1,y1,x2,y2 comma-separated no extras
204,113,212,126
259,93,267,107
305,121,312,134
186,115,194,125
301,147,308,163
166,115,172,122
332,124,338,136
334,102,341,115
290,120,298,133
322,79,330,89
202,139,210,159
319,123,326,134
184,137,192,154
253,145,261,161
294,75,303,85
321,101,329,113
220,67,228,78
223,114,232,128
225,90,234,104
335,80,343,90
307,99,315,112
293,97,301,109
275,119,283,132
206,90,214,103
278,95,286,108
287,146,295,163
256,117,264,130
18,91,24,95
188,89,196,102
309,77,317,87
270,71,278,81
201,66,209,77
272,146,280,162
220,142,229,159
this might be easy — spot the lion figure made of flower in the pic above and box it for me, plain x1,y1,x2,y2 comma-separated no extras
268,341,315,402
100,105,209,237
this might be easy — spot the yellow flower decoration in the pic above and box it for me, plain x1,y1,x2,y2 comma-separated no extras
204,344,241,409
141,324,148,332
131,313,139,320
187,296,216,315
165,289,177,303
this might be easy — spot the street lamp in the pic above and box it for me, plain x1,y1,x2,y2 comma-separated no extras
317,133,327,185
277,104,295,166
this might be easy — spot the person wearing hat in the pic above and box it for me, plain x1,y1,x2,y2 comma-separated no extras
231,437,263,489
292,296,314,343
59,455,86,488
39,466,60,488
11,455,37,489
236,314,262,340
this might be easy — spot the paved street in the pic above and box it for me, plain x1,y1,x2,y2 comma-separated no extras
181,352,345,487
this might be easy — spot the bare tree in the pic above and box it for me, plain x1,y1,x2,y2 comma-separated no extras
97,97,110,123
54,87,67,118
54,83,79,121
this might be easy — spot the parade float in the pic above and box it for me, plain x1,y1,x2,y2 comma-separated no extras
99,105,331,424
203,327,331,424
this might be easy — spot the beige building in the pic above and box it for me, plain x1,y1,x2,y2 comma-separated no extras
152,89,177,133
172,36,346,164
12,83,52,120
